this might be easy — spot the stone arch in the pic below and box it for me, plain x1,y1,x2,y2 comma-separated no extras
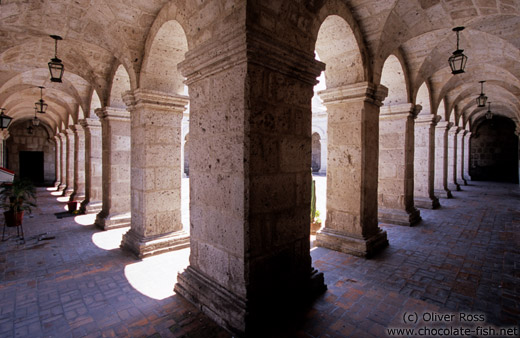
381,54,408,106
437,99,447,121
140,20,188,95
108,64,131,109
89,90,102,119
311,132,321,173
416,82,431,116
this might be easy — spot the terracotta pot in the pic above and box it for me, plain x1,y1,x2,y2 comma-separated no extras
67,201,78,212
310,221,322,235
4,210,24,227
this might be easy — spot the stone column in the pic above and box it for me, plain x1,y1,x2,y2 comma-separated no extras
174,32,326,336
70,125,86,202
0,130,9,168
58,133,67,192
120,89,190,258
458,130,467,186
80,118,103,213
434,122,452,198
447,126,461,192
414,115,441,209
315,82,389,256
63,129,75,197
94,107,131,230
378,103,421,226
53,135,62,188
463,131,472,183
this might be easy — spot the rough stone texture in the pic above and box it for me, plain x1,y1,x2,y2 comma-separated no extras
378,103,421,226
53,135,61,187
58,133,67,192
71,124,86,203
447,126,461,192
80,118,103,214
94,107,131,230
414,115,440,209
434,122,452,198
457,130,467,186
63,129,75,197
464,131,472,182
316,82,389,256
120,89,189,258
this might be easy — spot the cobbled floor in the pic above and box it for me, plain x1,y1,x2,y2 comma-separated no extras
0,179,518,337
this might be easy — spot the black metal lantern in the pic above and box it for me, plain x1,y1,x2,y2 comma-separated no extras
448,27,468,75
27,125,34,135
476,81,487,107
485,102,493,120
0,108,13,130
48,35,64,83
32,108,40,127
35,86,48,114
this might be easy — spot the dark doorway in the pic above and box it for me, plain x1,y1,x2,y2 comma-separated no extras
19,151,44,185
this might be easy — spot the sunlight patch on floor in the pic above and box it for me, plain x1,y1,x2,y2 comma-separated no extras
124,248,190,300
74,213,96,226
91,227,129,250
50,191,62,196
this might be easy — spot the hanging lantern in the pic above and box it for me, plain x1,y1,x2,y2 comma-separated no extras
476,81,487,108
448,27,468,75
485,102,493,120
32,108,40,126
27,125,34,135
0,108,13,130
35,86,48,114
48,35,64,83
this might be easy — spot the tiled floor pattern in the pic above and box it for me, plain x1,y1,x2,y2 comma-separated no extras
0,180,518,337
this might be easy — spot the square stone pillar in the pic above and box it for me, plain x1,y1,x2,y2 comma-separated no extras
174,32,326,336
0,131,8,168
315,82,389,256
53,135,62,188
463,131,472,183
94,107,131,230
378,103,421,225
458,130,467,186
414,115,441,209
434,122,452,198
447,126,461,192
63,129,75,197
120,89,189,258
70,125,86,203
58,133,67,192
80,118,103,214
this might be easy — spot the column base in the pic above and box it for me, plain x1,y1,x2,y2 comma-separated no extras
95,211,131,230
57,184,66,192
315,228,388,258
448,183,461,192
435,189,453,198
175,265,326,337
121,229,189,259
414,196,440,209
62,188,74,197
463,179,468,186
378,207,421,226
81,200,102,214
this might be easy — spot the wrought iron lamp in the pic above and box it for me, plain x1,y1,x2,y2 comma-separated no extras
48,35,64,83
476,81,487,107
32,107,40,127
27,124,33,135
35,86,48,114
485,102,493,120
0,108,13,130
448,27,468,75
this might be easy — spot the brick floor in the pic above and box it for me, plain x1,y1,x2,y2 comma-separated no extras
0,180,518,337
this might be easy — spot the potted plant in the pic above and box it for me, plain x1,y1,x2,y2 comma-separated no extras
310,176,322,235
1,178,36,227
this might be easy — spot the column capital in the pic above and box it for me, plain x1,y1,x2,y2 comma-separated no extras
79,118,102,129
379,103,418,119
319,82,388,107
0,130,10,140
122,89,189,113
179,30,325,86
436,121,453,130
95,107,130,122
415,114,442,126
449,126,463,134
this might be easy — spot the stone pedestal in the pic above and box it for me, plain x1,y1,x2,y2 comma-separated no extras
94,107,131,230
53,135,62,188
463,131,472,183
174,32,326,336
447,126,461,192
70,125,86,203
414,115,440,209
434,122,452,198
458,130,467,186
120,89,190,258
378,103,421,225
80,118,103,214
58,133,67,192
315,82,389,255
63,129,75,197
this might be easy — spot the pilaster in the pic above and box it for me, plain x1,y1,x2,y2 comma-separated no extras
58,133,67,192
378,103,421,226
315,81,389,255
120,89,190,258
94,107,131,230
53,135,61,188
0,130,9,168
434,122,453,198
70,125,86,203
414,114,441,209
457,130,467,186
447,126,461,192
463,131,472,183
80,118,103,214
63,129,75,197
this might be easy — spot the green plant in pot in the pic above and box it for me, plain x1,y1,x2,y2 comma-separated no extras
1,178,37,227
